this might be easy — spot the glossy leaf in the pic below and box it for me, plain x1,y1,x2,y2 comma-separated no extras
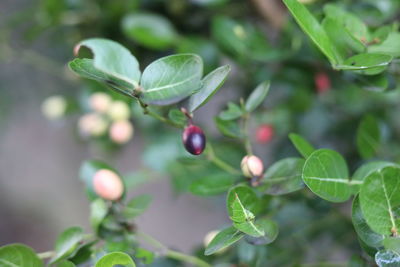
0,244,43,267
50,227,84,264
122,195,152,218
74,38,140,88
338,53,392,75
90,198,108,234
288,133,315,158
95,252,136,267
245,81,270,112
122,13,177,50
227,185,260,217
369,32,400,58
140,54,203,105
230,194,264,237
69,59,135,97
302,149,353,202
219,102,243,121
283,0,340,65
352,195,384,248
244,218,279,245
190,174,237,196
375,250,400,267
261,157,305,195
188,65,231,112
204,226,244,256
357,115,381,159
383,237,400,254
359,167,400,235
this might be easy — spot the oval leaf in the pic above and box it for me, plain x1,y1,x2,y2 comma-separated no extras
339,53,392,75
95,252,136,267
75,38,141,88
188,65,231,112
204,226,244,256
359,166,400,235
0,244,43,267
352,195,384,249
50,227,84,264
140,54,203,105
122,13,177,50
303,149,352,202
261,157,305,195
245,81,270,112
288,133,315,158
244,218,279,245
227,185,260,217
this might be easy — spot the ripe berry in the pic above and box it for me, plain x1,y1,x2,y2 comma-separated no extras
109,120,134,144
241,155,264,178
256,124,274,144
182,125,206,155
314,72,331,94
93,169,124,201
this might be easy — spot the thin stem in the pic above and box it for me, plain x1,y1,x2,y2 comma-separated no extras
37,251,55,259
206,144,241,175
241,112,253,155
137,232,211,267
136,98,183,128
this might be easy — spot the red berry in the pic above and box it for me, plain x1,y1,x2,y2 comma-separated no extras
182,125,206,155
314,72,331,94
256,124,274,144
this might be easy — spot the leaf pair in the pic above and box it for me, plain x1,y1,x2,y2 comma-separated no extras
70,38,231,108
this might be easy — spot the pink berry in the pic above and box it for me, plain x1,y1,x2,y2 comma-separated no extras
256,124,274,144
315,72,331,94
93,169,124,201
241,155,264,178
182,125,206,155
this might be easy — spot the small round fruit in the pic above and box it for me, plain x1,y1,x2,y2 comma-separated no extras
314,72,331,94
241,155,264,178
108,101,130,121
89,92,112,113
41,95,67,120
256,124,274,144
182,125,206,155
109,120,134,144
78,113,108,137
93,169,124,201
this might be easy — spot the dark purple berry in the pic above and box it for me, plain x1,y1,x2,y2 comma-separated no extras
182,125,206,155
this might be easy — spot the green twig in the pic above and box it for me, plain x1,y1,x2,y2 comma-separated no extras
137,232,211,267
206,143,241,175
37,251,55,259
135,98,182,128
242,112,253,155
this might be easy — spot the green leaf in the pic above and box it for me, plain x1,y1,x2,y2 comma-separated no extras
227,185,260,217
122,13,177,50
57,260,76,267
215,117,242,138
352,195,384,249
244,218,279,245
95,252,136,267
351,161,397,195
302,149,353,202
359,166,400,235
383,237,400,254
90,198,108,234
288,133,315,158
233,220,265,238
140,54,203,105
219,102,243,121
135,248,154,265
204,226,244,256
69,59,135,97
282,0,340,65
245,81,270,112
74,38,140,88
50,227,84,264
260,157,305,195
168,109,187,127
338,53,392,75
0,244,43,267
369,32,400,57
188,65,231,112
357,115,381,159
190,174,237,196
79,160,122,201
122,195,152,218
375,250,400,267
230,193,256,223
